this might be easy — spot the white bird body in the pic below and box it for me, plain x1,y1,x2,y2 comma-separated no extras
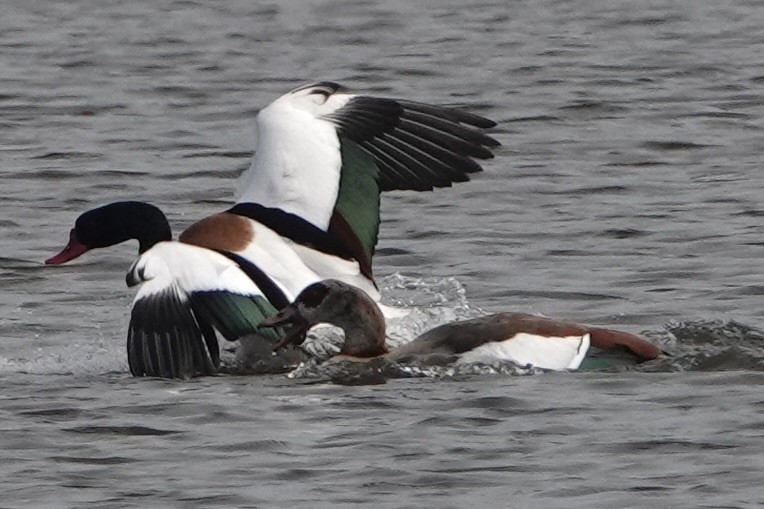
456,332,590,370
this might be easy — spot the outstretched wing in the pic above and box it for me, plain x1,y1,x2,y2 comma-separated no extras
126,242,287,379
325,91,499,191
236,82,499,271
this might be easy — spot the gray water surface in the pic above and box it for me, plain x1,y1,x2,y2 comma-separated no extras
1,0,763,507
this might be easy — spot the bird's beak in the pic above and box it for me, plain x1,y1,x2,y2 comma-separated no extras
45,229,89,265
260,305,311,351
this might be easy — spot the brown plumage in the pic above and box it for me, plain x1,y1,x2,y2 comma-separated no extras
261,280,663,370
390,313,662,362
178,213,255,252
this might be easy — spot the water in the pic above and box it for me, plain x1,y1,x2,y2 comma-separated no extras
4,372,762,508
1,0,763,507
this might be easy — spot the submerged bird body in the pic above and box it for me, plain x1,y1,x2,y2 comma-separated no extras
261,280,663,371
45,82,499,378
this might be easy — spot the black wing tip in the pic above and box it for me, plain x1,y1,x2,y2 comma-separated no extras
468,116,498,129
128,292,218,380
128,333,215,379
396,100,501,156
483,136,501,148
397,99,499,127
324,87,500,192
293,83,500,132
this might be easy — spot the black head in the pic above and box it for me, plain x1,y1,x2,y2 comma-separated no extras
46,201,171,264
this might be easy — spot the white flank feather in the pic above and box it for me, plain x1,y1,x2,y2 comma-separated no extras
232,221,320,299
237,85,354,230
232,219,385,306
290,243,380,299
128,241,272,302
458,332,591,371
132,229,402,321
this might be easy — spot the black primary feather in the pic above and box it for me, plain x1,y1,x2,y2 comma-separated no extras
323,95,499,191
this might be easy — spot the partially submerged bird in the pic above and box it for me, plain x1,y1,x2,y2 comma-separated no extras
261,280,663,370
45,82,499,379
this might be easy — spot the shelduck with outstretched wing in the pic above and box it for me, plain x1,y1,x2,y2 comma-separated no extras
45,82,500,379
238,81,499,282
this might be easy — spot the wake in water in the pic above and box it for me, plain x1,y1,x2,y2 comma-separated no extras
3,273,763,377
641,320,764,372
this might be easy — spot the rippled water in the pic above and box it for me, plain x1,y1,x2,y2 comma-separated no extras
4,371,762,508
2,0,763,507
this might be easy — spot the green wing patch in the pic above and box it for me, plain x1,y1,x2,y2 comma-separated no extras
190,291,283,344
333,138,381,264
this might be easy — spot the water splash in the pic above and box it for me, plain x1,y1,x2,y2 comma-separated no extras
0,339,127,376
289,273,486,360
379,272,487,347
285,356,545,384
640,320,764,372
7,274,764,376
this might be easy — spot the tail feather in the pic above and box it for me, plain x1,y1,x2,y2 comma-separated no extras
588,328,662,361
